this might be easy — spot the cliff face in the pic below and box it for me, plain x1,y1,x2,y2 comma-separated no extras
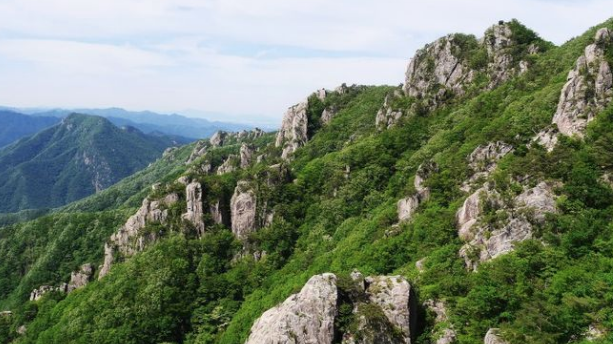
276,102,309,160
550,28,613,137
246,272,415,344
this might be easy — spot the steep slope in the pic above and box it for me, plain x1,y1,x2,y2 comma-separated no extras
1,18,613,344
0,113,181,212
0,111,59,148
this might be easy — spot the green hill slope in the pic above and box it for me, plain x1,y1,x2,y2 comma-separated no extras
1,18,613,344
0,113,180,213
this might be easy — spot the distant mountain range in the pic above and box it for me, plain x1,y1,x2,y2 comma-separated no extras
0,113,181,212
0,106,258,142
0,111,60,148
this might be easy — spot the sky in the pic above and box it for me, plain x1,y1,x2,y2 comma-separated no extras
0,0,611,126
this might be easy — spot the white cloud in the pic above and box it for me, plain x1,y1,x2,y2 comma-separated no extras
0,0,611,125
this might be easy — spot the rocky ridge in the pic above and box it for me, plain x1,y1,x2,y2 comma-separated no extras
246,272,415,344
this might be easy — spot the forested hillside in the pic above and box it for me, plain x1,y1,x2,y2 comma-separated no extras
0,113,182,213
1,19,613,344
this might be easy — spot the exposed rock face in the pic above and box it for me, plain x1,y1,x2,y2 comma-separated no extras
276,102,309,159
398,162,437,222
217,155,237,175
321,107,337,126
551,28,613,137
67,263,94,292
210,131,228,147
247,272,415,344
182,181,205,236
397,196,420,223
245,273,338,344
366,276,414,343
30,284,67,301
0,311,12,317
210,200,225,225
483,21,537,88
456,185,501,240
187,140,208,163
532,127,559,152
468,142,513,172
436,329,457,344
462,142,513,192
404,34,475,104
99,193,179,279
484,328,508,344
230,181,257,241
240,143,254,168
376,90,405,129
458,182,557,270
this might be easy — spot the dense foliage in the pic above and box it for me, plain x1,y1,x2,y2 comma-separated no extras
1,19,613,344
0,113,180,213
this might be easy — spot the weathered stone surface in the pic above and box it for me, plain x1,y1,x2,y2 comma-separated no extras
397,195,420,223
533,127,559,152
276,101,309,159
397,162,437,222
459,182,557,270
552,28,613,137
210,200,225,225
404,34,475,104
456,185,501,240
217,155,237,175
30,284,67,301
468,142,513,172
436,328,457,344
249,272,414,344
67,263,94,293
245,273,338,344
462,142,513,192
484,328,508,344
376,91,405,129
484,22,521,88
231,181,257,241
321,107,337,125
182,181,205,236
240,143,254,168
187,140,208,163
99,192,178,279
365,275,413,343
0,311,12,317
209,131,228,147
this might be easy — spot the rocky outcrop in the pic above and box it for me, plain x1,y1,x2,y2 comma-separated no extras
458,182,557,270
245,273,338,344
532,127,559,152
230,181,257,241
462,142,513,192
376,91,405,129
187,140,208,163
550,28,613,138
321,107,337,126
240,143,254,168
210,131,228,147
67,263,94,292
484,328,508,344
99,192,179,279
30,284,67,301
423,299,455,344
483,21,538,88
182,181,205,236
217,155,237,175
247,272,415,344
404,34,476,104
276,102,309,159
397,162,437,222
365,276,414,343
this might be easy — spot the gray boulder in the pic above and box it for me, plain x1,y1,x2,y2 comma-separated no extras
231,181,257,241
276,101,309,159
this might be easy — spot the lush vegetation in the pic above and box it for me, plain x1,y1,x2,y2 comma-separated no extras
1,19,613,344
0,113,180,213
